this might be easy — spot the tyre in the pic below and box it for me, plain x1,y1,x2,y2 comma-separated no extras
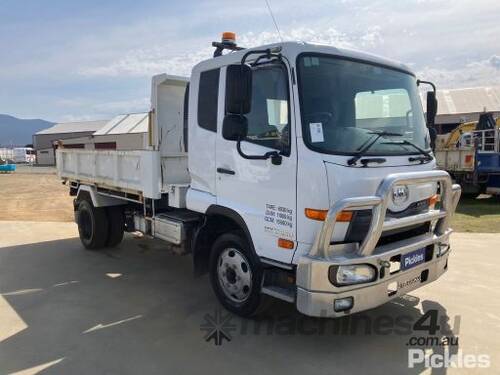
77,199,109,249
105,206,124,247
209,231,268,317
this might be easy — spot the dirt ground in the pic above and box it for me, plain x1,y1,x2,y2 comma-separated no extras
0,170,74,222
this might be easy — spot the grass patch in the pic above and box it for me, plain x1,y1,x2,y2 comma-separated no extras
452,195,500,233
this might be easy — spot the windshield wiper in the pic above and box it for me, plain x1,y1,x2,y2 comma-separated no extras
359,157,387,167
347,131,403,166
381,139,433,163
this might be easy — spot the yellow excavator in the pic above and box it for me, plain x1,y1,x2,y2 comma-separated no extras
436,113,500,150
434,112,500,196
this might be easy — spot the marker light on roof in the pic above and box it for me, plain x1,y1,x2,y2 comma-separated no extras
222,31,236,44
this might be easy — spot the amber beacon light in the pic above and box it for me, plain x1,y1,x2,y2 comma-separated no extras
221,31,236,44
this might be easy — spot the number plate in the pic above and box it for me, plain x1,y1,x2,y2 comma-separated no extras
401,248,426,271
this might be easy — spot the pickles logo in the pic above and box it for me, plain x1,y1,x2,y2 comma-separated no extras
409,349,490,369
403,252,424,269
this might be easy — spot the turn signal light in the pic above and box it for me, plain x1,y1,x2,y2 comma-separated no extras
428,194,439,209
305,208,328,221
278,238,295,249
305,209,353,222
336,211,353,222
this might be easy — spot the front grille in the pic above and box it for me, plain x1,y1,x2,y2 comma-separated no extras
387,199,429,218
344,198,431,244
376,223,430,247
344,209,372,242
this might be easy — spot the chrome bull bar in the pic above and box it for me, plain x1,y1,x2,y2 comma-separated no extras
309,170,462,259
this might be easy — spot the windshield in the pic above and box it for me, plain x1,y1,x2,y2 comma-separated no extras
297,54,430,156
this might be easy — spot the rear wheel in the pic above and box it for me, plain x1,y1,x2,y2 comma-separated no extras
77,199,109,249
209,232,268,317
105,206,124,247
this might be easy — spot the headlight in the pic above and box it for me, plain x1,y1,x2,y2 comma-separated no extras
329,264,377,286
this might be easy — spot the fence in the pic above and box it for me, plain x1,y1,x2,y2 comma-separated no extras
0,148,14,161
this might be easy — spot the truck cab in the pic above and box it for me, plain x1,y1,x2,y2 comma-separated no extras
13,147,36,163
58,37,461,318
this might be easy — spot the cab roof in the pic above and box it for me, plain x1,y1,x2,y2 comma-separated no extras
193,41,414,76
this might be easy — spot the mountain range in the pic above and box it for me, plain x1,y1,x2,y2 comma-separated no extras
0,114,54,146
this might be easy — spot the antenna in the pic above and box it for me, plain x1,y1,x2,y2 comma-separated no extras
264,0,283,42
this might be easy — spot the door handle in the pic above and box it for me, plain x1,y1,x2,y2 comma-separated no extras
217,167,235,175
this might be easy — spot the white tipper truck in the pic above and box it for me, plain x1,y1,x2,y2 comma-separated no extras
57,33,461,318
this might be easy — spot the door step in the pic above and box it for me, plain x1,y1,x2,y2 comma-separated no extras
261,286,295,303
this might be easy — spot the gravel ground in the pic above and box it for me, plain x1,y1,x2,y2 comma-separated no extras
0,171,73,222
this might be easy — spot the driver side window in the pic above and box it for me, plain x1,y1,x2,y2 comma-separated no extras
244,65,290,153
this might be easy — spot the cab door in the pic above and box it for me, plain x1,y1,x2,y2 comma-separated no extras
215,62,297,264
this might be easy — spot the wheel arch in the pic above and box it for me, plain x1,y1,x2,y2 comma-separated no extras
76,185,126,207
192,205,257,276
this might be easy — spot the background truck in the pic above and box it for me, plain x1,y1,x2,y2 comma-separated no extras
57,33,461,318
435,113,500,196
13,147,36,164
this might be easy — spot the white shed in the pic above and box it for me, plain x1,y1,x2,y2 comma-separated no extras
61,112,150,151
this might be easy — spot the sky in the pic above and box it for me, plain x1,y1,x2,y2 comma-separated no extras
1,0,499,122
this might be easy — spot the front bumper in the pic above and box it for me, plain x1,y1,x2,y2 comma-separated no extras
296,170,461,318
297,244,450,317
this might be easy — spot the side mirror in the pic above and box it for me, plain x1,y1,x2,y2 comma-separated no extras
222,114,248,141
226,64,252,114
428,125,437,152
426,90,438,127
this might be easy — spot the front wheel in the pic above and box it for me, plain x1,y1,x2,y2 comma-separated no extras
209,232,268,317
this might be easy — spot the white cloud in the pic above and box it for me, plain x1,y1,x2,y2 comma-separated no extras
55,97,150,122
79,46,212,78
418,54,500,88
489,55,500,69
472,55,500,71
359,26,383,48
78,26,354,78
2,0,500,120
93,97,150,114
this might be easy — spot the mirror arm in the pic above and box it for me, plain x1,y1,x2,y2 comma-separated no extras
241,49,282,66
417,79,436,93
241,49,271,65
236,139,283,165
